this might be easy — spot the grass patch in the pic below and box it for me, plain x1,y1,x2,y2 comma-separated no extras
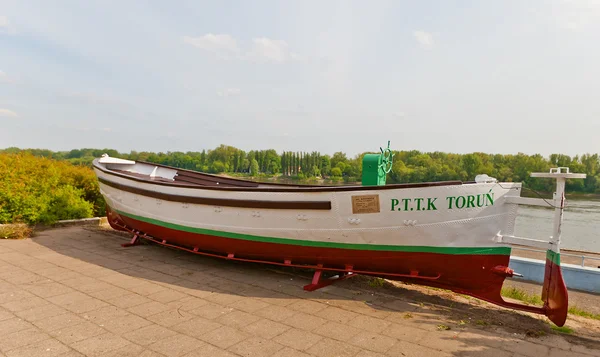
502,287,600,321
551,325,574,334
526,329,546,338
368,277,386,288
437,324,451,331
501,286,543,306
0,224,33,239
568,306,600,320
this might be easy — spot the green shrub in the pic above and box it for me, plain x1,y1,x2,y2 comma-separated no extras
0,153,104,224
37,185,94,224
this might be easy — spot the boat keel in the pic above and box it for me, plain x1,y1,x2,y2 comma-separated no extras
454,250,568,327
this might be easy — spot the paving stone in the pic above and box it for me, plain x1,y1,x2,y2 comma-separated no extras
355,351,387,357
21,282,76,298
348,314,391,333
128,301,171,317
549,348,594,357
227,336,284,357
36,268,82,282
0,308,14,321
2,227,597,357
166,296,210,312
55,350,85,357
0,290,35,304
46,291,91,307
101,343,147,357
147,308,195,327
284,311,328,331
571,344,600,356
172,317,223,338
99,312,152,335
73,281,117,294
82,305,128,323
51,321,107,345
4,338,70,357
500,338,550,357
286,299,329,315
257,293,296,307
147,289,189,304
87,286,130,301
453,329,505,349
62,297,109,314
242,318,291,339
126,282,169,296
214,309,261,329
0,327,52,353
349,331,397,353
137,350,169,357
75,266,116,279
382,324,428,345
198,325,250,349
312,321,363,342
59,276,101,290
148,334,206,357
71,332,132,356
272,328,323,351
253,305,298,322
306,337,362,357
182,343,239,357
99,274,147,290
1,271,46,285
0,317,34,335
107,293,153,308
189,302,234,320
316,305,360,324
33,313,86,332
386,339,452,357
122,323,177,346
227,298,271,313
270,347,314,357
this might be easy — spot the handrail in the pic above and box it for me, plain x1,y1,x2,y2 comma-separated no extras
512,246,600,268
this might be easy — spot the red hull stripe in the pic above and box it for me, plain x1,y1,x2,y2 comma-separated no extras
115,209,511,256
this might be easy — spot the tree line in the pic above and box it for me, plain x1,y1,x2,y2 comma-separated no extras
1,145,599,194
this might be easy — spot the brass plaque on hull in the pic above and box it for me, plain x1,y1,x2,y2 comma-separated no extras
351,194,380,214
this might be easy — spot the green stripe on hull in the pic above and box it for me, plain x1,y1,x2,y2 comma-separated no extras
116,209,511,256
546,250,561,265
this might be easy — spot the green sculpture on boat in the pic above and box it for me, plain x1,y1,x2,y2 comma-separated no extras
362,141,394,186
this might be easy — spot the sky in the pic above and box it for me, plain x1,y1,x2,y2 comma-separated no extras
1,0,599,157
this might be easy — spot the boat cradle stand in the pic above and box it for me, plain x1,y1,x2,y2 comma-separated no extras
111,221,442,292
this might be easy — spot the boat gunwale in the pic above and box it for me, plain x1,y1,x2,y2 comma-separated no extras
98,177,333,210
93,158,465,193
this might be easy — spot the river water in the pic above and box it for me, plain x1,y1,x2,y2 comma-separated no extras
514,198,600,253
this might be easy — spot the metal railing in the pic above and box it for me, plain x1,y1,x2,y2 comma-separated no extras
512,246,600,268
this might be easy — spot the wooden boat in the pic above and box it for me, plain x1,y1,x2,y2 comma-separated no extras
92,143,585,326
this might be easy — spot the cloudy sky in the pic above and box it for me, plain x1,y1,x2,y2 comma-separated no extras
1,1,599,157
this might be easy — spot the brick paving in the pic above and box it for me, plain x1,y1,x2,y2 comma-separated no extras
0,226,598,357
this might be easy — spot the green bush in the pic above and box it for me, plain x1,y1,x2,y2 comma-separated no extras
0,153,104,224
37,185,94,224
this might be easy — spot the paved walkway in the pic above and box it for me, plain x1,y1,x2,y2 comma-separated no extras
0,226,598,357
